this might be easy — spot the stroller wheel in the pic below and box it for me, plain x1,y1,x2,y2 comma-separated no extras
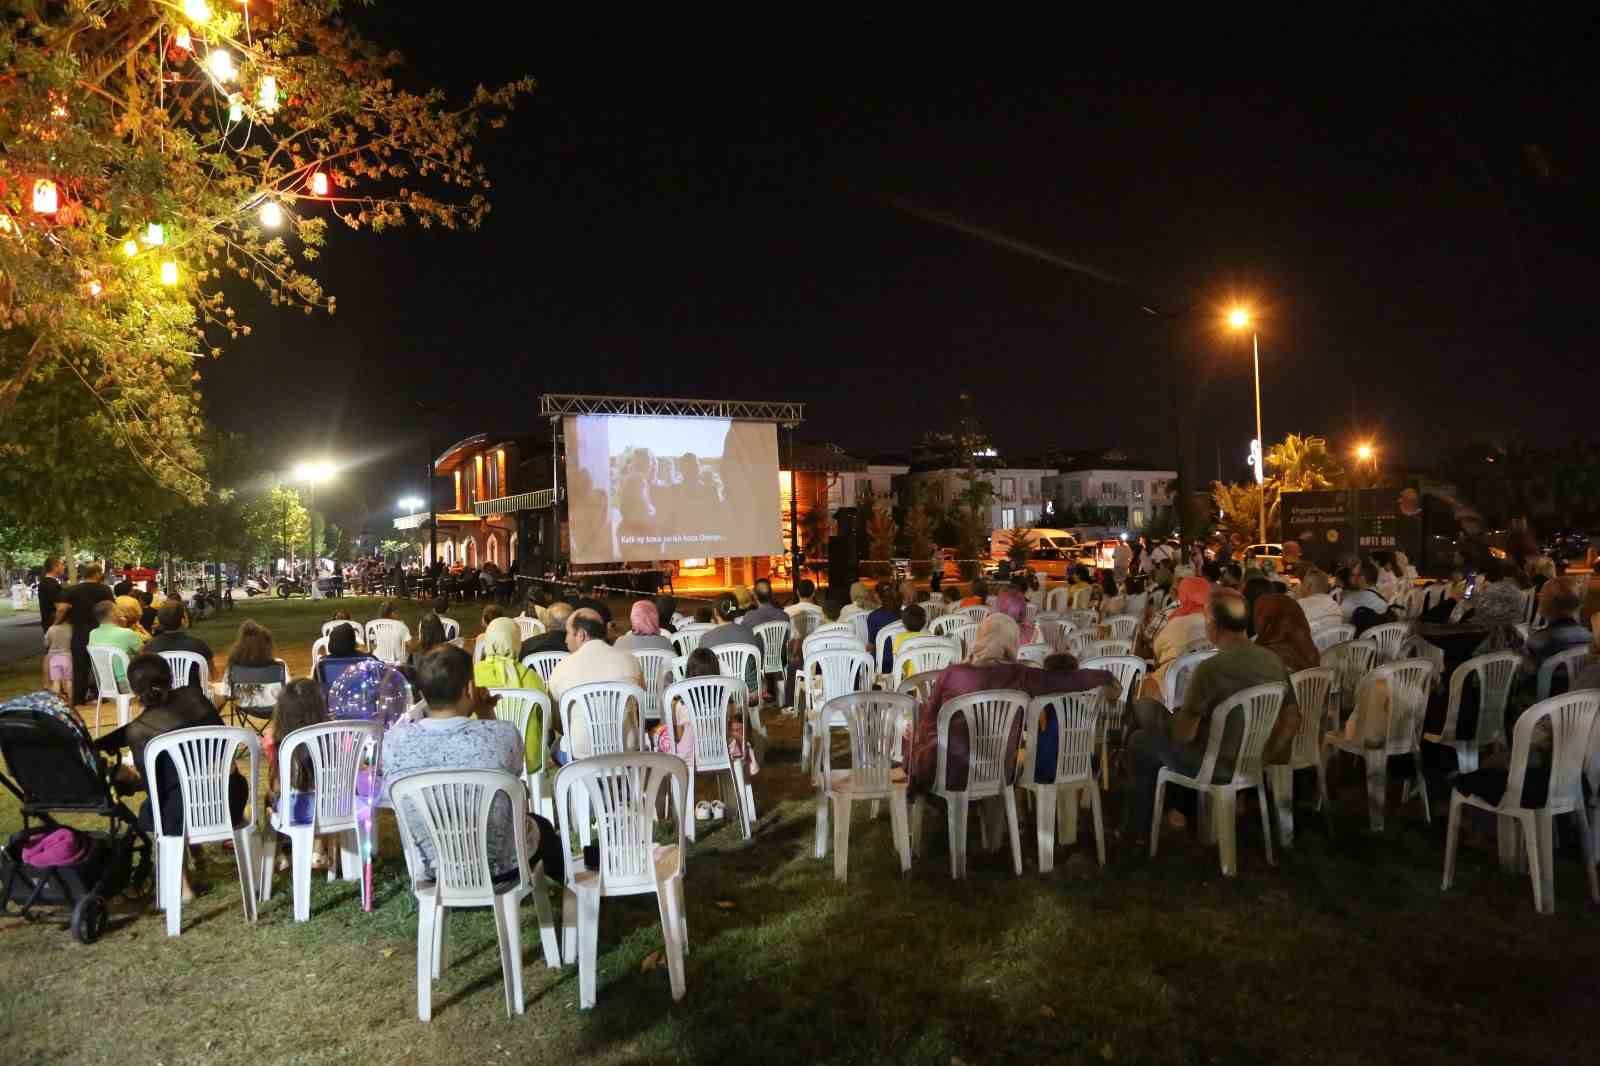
71,894,108,944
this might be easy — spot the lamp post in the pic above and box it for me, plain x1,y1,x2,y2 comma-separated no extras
1228,308,1268,546
398,496,423,566
292,460,335,598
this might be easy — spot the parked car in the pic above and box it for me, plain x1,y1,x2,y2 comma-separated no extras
1242,542,1285,562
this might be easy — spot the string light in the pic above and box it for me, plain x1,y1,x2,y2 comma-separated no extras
32,179,59,215
174,27,192,52
0,214,13,234
160,260,179,286
206,48,236,83
122,239,140,257
258,75,278,113
259,201,283,228
228,93,243,123
309,171,329,196
86,279,103,298
183,0,213,23
143,222,165,246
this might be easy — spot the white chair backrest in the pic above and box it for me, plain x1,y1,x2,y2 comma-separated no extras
1162,648,1218,709
1045,586,1070,613
753,620,792,675
1289,667,1336,765
322,620,359,639
1355,658,1436,754
1520,586,1538,625
803,632,862,660
948,620,980,659
821,691,915,792
1036,617,1071,654
928,613,966,638
1424,583,1447,611
959,604,991,625
521,650,568,688
806,649,875,718
1085,638,1133,659
1439,651,1520,747
711,642,760,688
892,635,958,678
144,726,260,844
1320,639,1378,696
670,627,708,656
874,621,907,669
1102,614,1140,641
1125,593,1148,619
663,676,742,771
934,689,1028,797
513,616,544,642
630,649,674,723
438,617,462,643
159,650,211,692
848,611,871,648
487,687,549,754
558,681,645,758
1066,609,1098,631
1017,643,1051,667
1503,692,1600,812
1193,682,1284,786
810,621,854,640
390,770,528,902
1021,690,1099,788
1311,623,1356,653
1398,635,1446,686
473,636,491,664
88,645,127,695
275,721,381,830
1404,585,1430,620
1080,655,1146,728
553,754,686,894
1364,622,1409,664
896,670,942,708
364,619,411,664
1537,646,1595,702
789,603,824,639
310,636,330,667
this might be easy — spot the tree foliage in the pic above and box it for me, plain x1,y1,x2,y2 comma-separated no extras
0,1,534,495
1211,480,1278,543
1266,433,1342,493
865,502,898,562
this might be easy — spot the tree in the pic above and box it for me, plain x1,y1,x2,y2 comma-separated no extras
1005,527,1036,571
864,503,898,577
953,472,995,578
1266,433,1342,493
0,3,534,496
903,502,936,576
1211,480,1278,543
241,485,309,573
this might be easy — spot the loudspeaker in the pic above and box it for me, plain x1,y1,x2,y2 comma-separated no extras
832,506,859,544
828,537,858,592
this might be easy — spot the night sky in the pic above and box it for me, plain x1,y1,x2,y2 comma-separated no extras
198,7,1600,534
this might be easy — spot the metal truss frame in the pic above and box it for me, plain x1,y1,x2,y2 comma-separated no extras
538,393,804,426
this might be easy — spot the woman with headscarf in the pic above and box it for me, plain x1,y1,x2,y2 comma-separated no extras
1242,577,1276,638
908,614,1119,796
1253,593,1321,673
615,599,675,653
992,586,1040,646
1145,575,1212,696
472,615,545,771
838,581,874,623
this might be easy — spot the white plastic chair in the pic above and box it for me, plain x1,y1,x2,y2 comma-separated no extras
1081,654,1146,788
788,603,824,639
438,617,462,647
1443,691,1600,914
803,631,864,659
959,604,991,625
1364,621,1409,665
1398,634,1446,687
558,681,645,761
1423,651,1519,773
1149,682,1284,877
1045,587,1071,614
753,619,792,693
809,621,854,640
669,626,709,657
1311,624,1356,653
928,613,966,639
1085,638,1133,660
1018,690,1105,871
1102,614,1140,641
1161,648,1218,710
1322,658,1436,831
630,649,674,726
665,676,753,842
1267,667,1336,848
143,725,262,936
310,636,330,669
873,621,907,675
1320,638,1378,713
158,650,212,695
896,670,942,710
87,646,132,734
1537,646,1595,702
1067,608,1098,632
390,770,560,1021
710,642,763,735
364,619,411,665
1017,643,1051,667
914,689,1028,879
258,721,380,921
513,616,544,642
473,636,492,664
1036,618,1071,655
799,648,875,769
521,650,568,689
487,687,554,819
554,754,688,1009
815,692,914,881
891,635,957,680
321,620,360,640
948,620,980,660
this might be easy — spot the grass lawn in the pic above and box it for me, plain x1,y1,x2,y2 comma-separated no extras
1,599,1598,1064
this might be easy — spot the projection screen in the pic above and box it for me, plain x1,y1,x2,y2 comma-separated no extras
564,415,784,564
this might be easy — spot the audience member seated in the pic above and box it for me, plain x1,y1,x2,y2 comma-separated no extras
908,614,1118,797
1123,589,1298,842
382,646,563,884
1338,560,1394,633
574,578,612,625
865,582,903,657
1520,579,1590,687
219,620,285,718
1465,558,1525,654
1254,594,1320,673
314,622,376,694
88,599,143,689
653,593,678,634
519,602,573,660
839,582,873,623
738,578,789,631
959,579,989,610
142,601,215,689
615,599,676,653
408,615,450,670
1293,569,1343,630
992,585,1039,647
785,579,819,621
648,647,760,780
699,594,764,693
890,603,930,676
547,609,643,761
263,679,332,871
1144,576,1211,697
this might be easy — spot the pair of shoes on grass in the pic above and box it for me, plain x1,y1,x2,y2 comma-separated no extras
693,800,727,822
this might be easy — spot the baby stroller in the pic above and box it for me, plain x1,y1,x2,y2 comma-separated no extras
0,693,152,943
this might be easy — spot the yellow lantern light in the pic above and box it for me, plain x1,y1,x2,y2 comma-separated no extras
258,201,283,228
32,179,59,215
143,222,165,246
122,238,139,257
207,48,236,83
174,27,192,52
258,75,278,113
160,260,179,286
184,0,213,22
309,171,330,196
228,93,243,124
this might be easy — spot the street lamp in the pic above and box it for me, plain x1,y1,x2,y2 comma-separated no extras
398,496,423,512
1227,307,1268,546
291,460,335,599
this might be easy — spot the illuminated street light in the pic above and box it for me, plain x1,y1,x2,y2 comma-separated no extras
291,460,336,598
398,496,423,512
1228,307,1251,330
1227,306,1267,545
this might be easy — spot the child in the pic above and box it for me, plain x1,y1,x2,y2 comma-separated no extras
263,679,332,870
653,649,761,797
42,602,73,700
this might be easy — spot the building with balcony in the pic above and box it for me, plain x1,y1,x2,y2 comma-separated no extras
394,433,536,569
1042,450,1176,531
898,465,1056,533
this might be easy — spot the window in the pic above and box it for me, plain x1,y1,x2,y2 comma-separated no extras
1131,479,1144,500
855,479,873,504
1001,507,1016,529
1132,508,1145,527
1069,480,1083,501
1001,477,1016,501
1101,481,1116,498
1023,507,1036,524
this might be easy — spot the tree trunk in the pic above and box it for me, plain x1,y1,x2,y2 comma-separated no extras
0,336,49,418
63,534,74,582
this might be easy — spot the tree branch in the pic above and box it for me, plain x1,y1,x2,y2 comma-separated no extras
0,336,50,418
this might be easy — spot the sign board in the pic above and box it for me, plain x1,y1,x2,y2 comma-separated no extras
1280,487,1424,570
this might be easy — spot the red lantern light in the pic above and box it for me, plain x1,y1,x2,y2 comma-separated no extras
309,171,330,196
32,179,59,215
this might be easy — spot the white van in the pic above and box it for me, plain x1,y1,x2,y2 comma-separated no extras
989,528,1079,560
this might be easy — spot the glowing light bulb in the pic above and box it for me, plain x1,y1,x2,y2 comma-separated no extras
0,214,13,234
143,222,165,246
309,171,329,196
184,0,212,23
86,279,103,298
207,48,236,83
160,260,179,286
32,179,59,215
122,238,139,257
258,75,278,113
228,93,243,123
259,201,283,228
174,27,192,51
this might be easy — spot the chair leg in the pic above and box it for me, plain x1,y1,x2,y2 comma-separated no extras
729,764,752,840
292,826,314,923
947,794,969,879
1088,785,1106,867
232,827,258,923
1216,792,1239,878
337,829,361,883
1499,814,1524,875
432,906,449,979
1441,792,1463,890
657,876,687,1001
1412,751,1431,824
415,898,436,1022
1573,803,1599,905
1149,778,1168,858
831,794,852,882
1035,785,1057,874
257,830,278,903
577,886,601,1009
813,788,829,860
160,838,184,937
685,771,698,844
493,894,523,1017
561,887,578,964
1002,787,1023,876
1268,765,1294,849
530,872,561,968
1363,750,1387,832
1455,743,1478,774
1314,753,1334,837
1534,811,1556,915
910,797,925,858
889,788,911,875
1060,783,1080,851
1521,813,1545,914
1255,785,1276,867
674,876,688,956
